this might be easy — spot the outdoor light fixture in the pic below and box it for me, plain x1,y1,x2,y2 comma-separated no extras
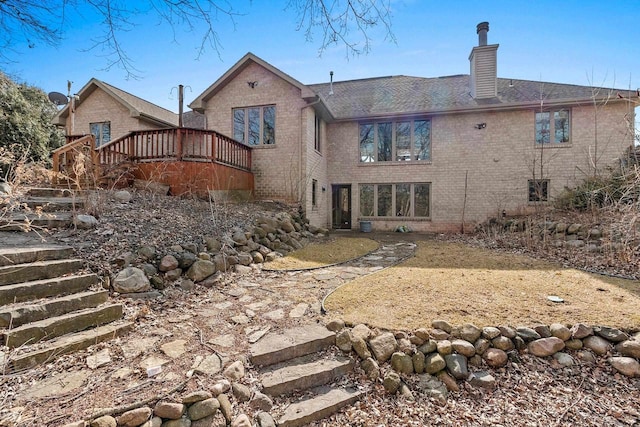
322,186,326,192
475,123,486,129
247,81,258,88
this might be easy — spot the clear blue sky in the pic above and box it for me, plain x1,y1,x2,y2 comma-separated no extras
3,1,640,114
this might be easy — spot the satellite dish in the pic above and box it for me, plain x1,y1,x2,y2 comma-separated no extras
48,91,68,106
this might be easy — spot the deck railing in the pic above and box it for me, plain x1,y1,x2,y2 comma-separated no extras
51,134,99,186
96,128,252,171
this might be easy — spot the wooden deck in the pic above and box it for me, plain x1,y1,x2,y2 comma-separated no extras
53,128,254,197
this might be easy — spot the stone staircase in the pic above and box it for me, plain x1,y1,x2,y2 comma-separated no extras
0,245,132,373
2,187,85,231
250,324,362,427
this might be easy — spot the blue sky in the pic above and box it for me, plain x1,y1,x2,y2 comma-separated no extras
3,1,640,114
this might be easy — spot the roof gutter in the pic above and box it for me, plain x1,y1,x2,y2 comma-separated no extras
331,95,636,123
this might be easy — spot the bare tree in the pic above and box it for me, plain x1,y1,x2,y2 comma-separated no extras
0,0,394,78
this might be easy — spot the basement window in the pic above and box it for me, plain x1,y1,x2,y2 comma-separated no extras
528,179,549,202
535,109,570,145
360,183,431,218
312,179,318,209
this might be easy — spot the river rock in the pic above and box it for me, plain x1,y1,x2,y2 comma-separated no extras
550,323,571,341
452,339,476,357
583,335,611,356
594,326,628,342
528,337,565,357
444,354,468,380
369,332,397,362
483,348,508,367
615,340,640,359
187,260,216,282
113,267,151,293
570,323,593,339
609,357,640,378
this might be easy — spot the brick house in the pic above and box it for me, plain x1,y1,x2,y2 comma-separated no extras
53,78,178,146
189,22,636,232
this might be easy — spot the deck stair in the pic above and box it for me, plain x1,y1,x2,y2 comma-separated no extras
0,245,132,372
1,187,86,231
250,324,362,427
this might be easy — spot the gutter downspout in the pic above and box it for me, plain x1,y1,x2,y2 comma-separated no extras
300,95,323,217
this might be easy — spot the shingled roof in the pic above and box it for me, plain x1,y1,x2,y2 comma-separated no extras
53,78,178,127
307,75,631,121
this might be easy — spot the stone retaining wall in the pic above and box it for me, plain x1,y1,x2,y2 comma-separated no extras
331,319,640,403
111,211,329,295
62,320,639,427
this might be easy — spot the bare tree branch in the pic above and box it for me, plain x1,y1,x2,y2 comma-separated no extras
287,0,395,56
0,0,395,77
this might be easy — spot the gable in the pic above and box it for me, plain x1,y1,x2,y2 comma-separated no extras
189,53,316,112
53,78,177,127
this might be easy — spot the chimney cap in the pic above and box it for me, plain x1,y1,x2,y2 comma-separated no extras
477,22,489,33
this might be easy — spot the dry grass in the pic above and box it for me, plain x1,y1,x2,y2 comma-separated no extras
324,240,640,330
265,237,379,270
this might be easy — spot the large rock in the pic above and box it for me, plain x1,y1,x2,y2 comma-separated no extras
594,326,628,342
444,354,468,380
550,323,571,341
74,214,98,229
459,324,482,342
188,398,220,421
570,323,593,339
451,339,475,357
609,357,640,378
114,190,132,203
528,337,565,357
390,352,414,374
117,407,152,427
492,336,515,351
186,260,217,282
416,374,448,405
583,335,611,356
113,267,151,293
483,348,508,367
383,371,401,394
154,402,185,419
369,332,397,362
615,340,640,359
516,327,541,342
159,255,179,272
425,353,446,374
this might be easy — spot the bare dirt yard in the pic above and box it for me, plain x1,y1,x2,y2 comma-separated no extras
324,240,640,330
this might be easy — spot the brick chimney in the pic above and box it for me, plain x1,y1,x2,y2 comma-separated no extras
469,22,498,99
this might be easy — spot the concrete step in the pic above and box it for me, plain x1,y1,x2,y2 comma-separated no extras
262,356,354,397
23,197,84,212
0,246,74,267
0,258,84,286
0,274,98,306
6,321,134,373
26,188,74,198
277,386,363,427
0,290,108,327
250,324,335,367
2,212,74,231
3,303,124,348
